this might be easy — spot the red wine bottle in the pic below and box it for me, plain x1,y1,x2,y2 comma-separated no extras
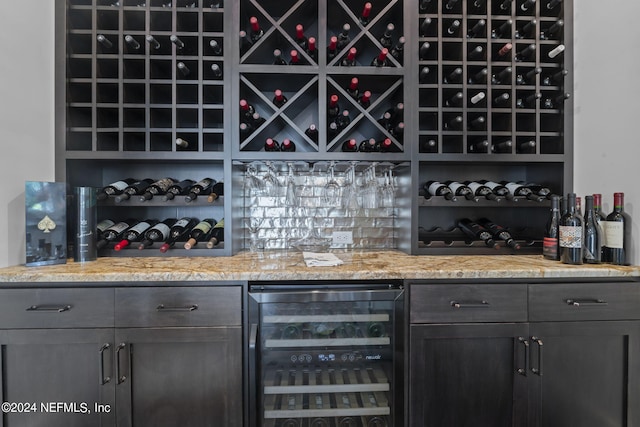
341,47,357,66
206,219,225,248
162,179,195,201
184,218,216,250
115,178,155,203
327,36,338,61
328,94,340,119
249,16,264,43
97,178,137,200
424,181,457,201
294,24,308,50
289,49,302,65
543,195,561,260
457,218,499,249
138,218,177,250
477,218,521,250
272,89,288,108
306,36,317,62
207,181,224,202
379,138,398,153
341,138,358,152
240,99,256,123
583,195,603,264
114,219,159,251
371,48,390,67
559,193,583,264
281,138,296,152
159,217,199,253
603,192,631,265
264,138,280,152
185,178,215,202
359,2,372,26
346,77,359,99
97,218,139,250
358,90,372,108
139,177,176,201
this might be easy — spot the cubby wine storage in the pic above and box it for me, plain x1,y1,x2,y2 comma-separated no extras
56,0,572,257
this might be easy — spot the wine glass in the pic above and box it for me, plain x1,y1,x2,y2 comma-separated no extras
245,163,264,196
361,162,380,209
284,162,297,207
380,167,396,208
342,161,360,211
244,207,265,252
322,162,341,207
262,161,280,197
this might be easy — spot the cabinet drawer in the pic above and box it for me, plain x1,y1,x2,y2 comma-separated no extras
0,288,114,328
115,286,241,327
529,282,640,321
410,284,527,323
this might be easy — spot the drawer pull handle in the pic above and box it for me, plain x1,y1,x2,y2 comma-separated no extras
116,343,127,384
26,304,72,312
156,304,198,312
99,343,111,385
530,336,543,376
450,300,490,309
565,299,608,307
517,337,529,376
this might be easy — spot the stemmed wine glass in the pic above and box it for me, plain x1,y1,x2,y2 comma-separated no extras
284,162,297,207
380,167,396,208
244,208,265,252
342,161,360,211
322,161,341,207
361,162,380,209
262,161,280,198
245,163,264,196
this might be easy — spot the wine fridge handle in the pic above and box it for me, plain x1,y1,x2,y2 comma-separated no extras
565,299,608,307
249,323,258,352
26,304,72,312
116,343,127,384
156,304,198,312
99,343,111,385
530,336,543,376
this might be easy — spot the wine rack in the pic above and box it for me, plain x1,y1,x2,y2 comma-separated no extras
57,0,572,256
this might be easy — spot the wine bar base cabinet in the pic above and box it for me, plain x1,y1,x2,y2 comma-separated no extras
408,280,640,427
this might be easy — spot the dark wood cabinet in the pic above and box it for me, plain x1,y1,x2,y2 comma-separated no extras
408,280,640,427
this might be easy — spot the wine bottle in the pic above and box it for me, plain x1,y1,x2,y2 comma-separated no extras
419,41,432,60
138,218,177,250
306,37,317,62
517,67,542,85
541,19,563,40
603,192,631,265
492,67,512,85
480,180,515,200
341,47,357,66
97,178,137,200
272,89,288,108
335,110,351,131
492,20,512,39
185,178,215,202
497,0,513,11
159,217,199,253
583,195,603,264
457,218,499,248
559,193,583,264
124,35,140,50
390,36,405,62
359,2,372,26
264,138,280,152
345,77,360,99
328,94,340,119
515,19,537,39
543,69,568,86
381,103,403,128
420,17,433,37
491,140,512,153
446,20,461,36
390,122,405,138
445,92,463,107
467,19,485,38
358,90,372,109
97,34,114,49
515,43,536,62
206,219,225,248
424,181,457,201
175,137,189,149
493,92,511,107
341,138,358,152
207,181,224,202
379,138,398,153
272,49,287,65
470,92,486,105
469,68,488,84
163,179,195,201
542,92,570,109
281,138,296,152
115,178,155,203
502,181,545,202
477,218,521,250
445,181,479,202
419,66,431,83
139,177,177,201
96,219,116,240
379,23,395,49
97,218,139,250
468,45,485,61
520,0,536,12
146,35,161,50
208,39,222,55
305,124,319,142
170,35,185,50
371,47,390,67
327,36,338,61
419,0,433,12
336,23,351,50
358,138,379,153
248,16,264,43
289,49,302,65
546,0,562,10
468,139,489,153
444,67,463,84
367,321,385,338
516,93,541,108
239,30,252,56
518,140,537,153
239,99,256,123
593,194,607,223
468,116,486,130
445,115,463,130
543,195,561,260
210,63,222,79
114,219,159,251
184,218,216,250
464,181,500,201
294,24,308,50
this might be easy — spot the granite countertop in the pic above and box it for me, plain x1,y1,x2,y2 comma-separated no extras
0,251,638,283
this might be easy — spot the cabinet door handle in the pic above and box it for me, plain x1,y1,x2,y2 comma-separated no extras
565,299,608,307
517,337,529,376
156,304,198,312
450,300,490,308
116,343,127,384
99,343,111,385
26,304,72,312
530,336,543,376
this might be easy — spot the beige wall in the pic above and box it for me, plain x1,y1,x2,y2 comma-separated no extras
0,1,638,267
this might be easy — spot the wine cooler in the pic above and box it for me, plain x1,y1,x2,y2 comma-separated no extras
248,282,405,427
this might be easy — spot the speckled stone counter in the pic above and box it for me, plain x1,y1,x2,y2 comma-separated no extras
0,251,638,284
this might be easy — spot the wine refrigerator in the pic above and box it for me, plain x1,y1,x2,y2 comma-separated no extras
248,282,405,427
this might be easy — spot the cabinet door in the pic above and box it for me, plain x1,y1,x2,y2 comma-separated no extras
410,323,529,427
114,327,242,427
0,328,116,427
529,321,640,427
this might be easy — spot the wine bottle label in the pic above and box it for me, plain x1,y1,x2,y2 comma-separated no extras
174,219,191,228
109,181,130,191
150,223,171,239
602,221,624,248
559,226,582,248
504,183,524,195
193,221,213,234
108,222,132,234
428,182,444,195
128,221,151,234
212,219,224,229
447,182,465,193
543,236,559,258
153,178,175,192
97,219,115,232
